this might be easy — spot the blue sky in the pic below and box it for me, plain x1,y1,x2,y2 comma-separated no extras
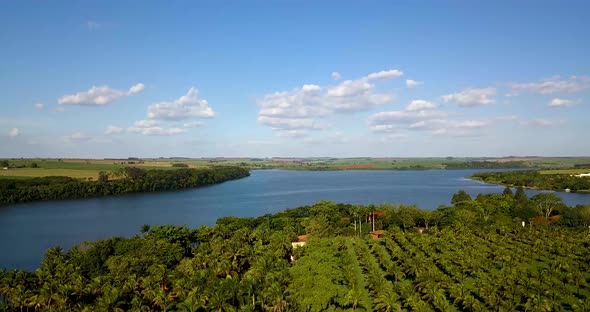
1,1,589,158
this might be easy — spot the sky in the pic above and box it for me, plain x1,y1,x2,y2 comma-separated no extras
1,1,590,158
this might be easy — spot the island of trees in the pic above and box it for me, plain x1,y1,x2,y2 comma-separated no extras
0,166,250,205
470,170,590,192
1,188,590,311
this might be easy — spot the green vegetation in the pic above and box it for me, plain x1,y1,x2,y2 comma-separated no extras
6,157,590,178
2,190,590,311
471,170,590,192
0,168,101,180
0,166,250,206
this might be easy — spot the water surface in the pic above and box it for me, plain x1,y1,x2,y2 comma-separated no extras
1,169,588,270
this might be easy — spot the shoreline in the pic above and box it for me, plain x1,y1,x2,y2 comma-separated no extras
467,176,590,194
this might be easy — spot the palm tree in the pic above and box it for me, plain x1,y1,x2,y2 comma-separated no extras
262,282,287,312
207,289,234,312
177,291,206,312
374,289,402,312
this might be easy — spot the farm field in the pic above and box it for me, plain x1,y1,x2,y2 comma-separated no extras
295,228,590,311
539,169,590,175
0,159,186,180
2,157,590,179
0,168,100,180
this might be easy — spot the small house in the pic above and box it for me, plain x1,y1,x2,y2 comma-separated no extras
370,230,385,240
291,234,308,248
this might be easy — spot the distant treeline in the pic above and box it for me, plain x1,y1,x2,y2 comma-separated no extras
0,166,250,205
444,161,529,169
471,170,590,192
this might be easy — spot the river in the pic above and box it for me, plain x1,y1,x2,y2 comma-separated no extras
1,169,588,270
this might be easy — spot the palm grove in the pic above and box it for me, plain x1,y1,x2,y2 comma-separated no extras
1,185,590,311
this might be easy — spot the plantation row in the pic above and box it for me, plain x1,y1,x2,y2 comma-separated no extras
2,198,590,311
295,227,590,311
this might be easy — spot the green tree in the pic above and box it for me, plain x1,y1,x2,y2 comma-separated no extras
530,193,564,218
575,205,590,227
502,186,514,197
98,171,109,183
395,206,420,231
451,190,472,205
514,186,528,207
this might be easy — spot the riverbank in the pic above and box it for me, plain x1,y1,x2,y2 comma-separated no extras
0,166,250,206
469,170,590,194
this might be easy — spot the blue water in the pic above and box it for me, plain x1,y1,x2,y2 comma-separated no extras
1,169,588,270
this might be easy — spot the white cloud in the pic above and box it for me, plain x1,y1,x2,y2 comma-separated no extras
331,72,341,81
147,87,215,120
511,76,590,94
55,106,66,112
65,132,92,143
442,87,496,107
105,125,124,135
523,118,566,127
406,79,423,88
8,128,20,137
368,107,490,137
301,84,322,92
132,120,159,128
257,69,399,136
366,69,404,80
128,83,145,95
368,110,449,132
127,120,186,136
327,79,373,97
183,121,203,128
406,100,436,111
549,98,577,107
34,103,44,110
58,83,144,106
128,126,185,136
257,116,322,130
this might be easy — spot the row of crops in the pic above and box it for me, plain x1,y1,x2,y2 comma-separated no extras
292,227,590,311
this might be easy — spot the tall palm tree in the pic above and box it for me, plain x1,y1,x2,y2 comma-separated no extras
262,282,287,312
374,289,401,312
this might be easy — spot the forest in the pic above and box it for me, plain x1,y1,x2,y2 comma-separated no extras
1,188,590,311
0,166,250,205
470,170,590,192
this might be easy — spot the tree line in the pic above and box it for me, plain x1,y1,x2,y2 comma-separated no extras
0,166,250,205
443,161,529,169
471,170,590,192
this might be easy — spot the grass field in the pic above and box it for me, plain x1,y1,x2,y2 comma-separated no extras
539,168,590,175
0,168,100,180
2,157,590,179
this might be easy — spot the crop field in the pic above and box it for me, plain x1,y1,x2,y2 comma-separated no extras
2,157,590,179
296,228,590,311
539,169,590,175
0,159,187,180
0,168,100,180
